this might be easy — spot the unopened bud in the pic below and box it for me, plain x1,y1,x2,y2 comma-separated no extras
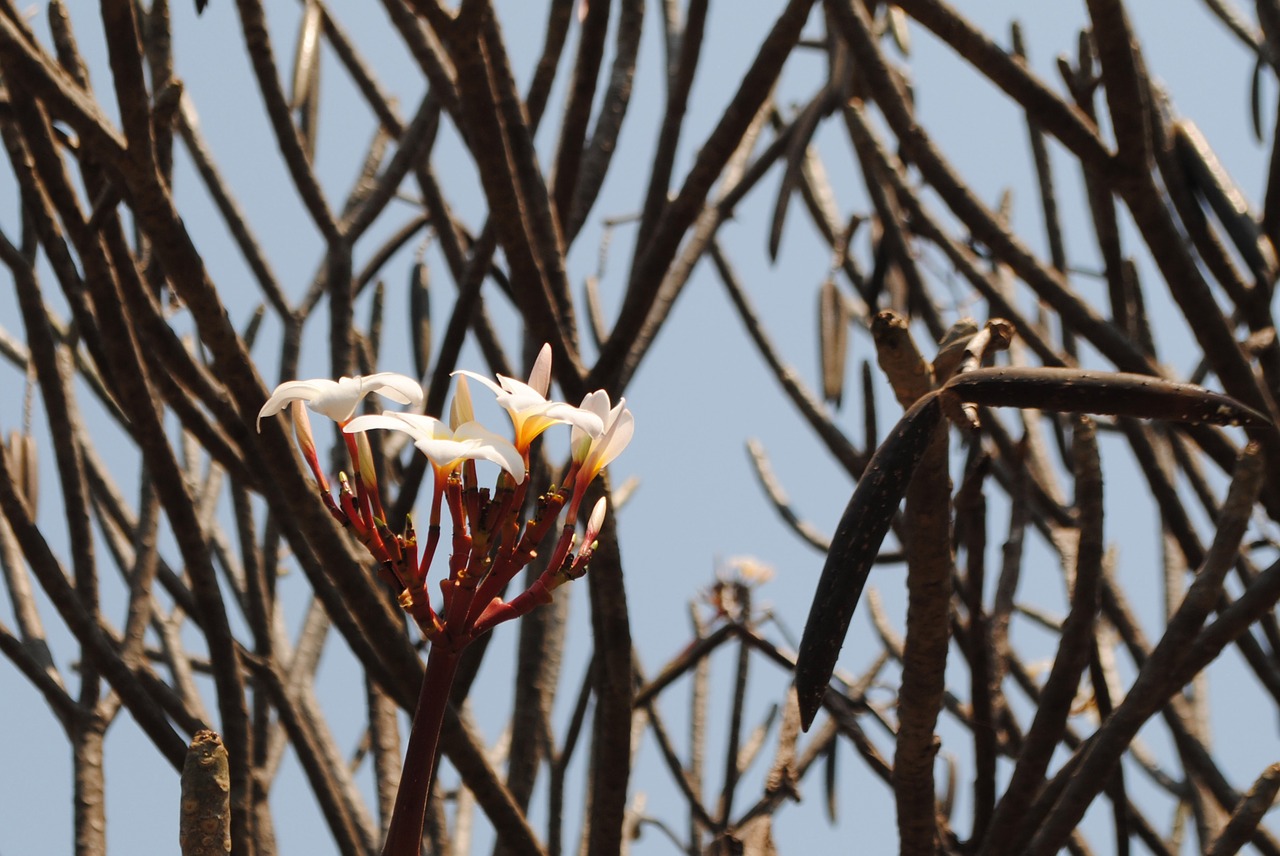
290,400,316,458
290,400,331,491
583,497,607,544
450,375,475,430
353,430,378,492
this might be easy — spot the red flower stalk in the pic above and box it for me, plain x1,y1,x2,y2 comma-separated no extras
259,353,635,856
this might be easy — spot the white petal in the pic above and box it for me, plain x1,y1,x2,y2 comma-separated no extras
577,390,612,420
257,379,332,430
414,436,481,469
452,370,506,400
608,397,628,423
585,408,634,474
360,372,425,407
493,376,548,411
455,421,527,482
570,391,614,449
345,412,448,445
551,401,605,439
305,378,368,422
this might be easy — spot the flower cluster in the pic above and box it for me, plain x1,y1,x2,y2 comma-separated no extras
258,345,633,649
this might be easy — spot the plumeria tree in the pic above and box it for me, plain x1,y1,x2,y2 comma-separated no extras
3,1,1280,855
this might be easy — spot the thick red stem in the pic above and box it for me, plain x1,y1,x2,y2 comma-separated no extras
380,646,461,856
469,579,553,638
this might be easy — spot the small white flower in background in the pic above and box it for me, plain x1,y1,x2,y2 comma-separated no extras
454,344,602,450
705,556,774,622
722,555,775,586
258,372,423,430
344,412,526,482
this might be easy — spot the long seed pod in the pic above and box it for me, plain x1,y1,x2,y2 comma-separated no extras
289,0,323,109
1174,119,1276,281
885,4,911,55
1252,54,1266,144
942,366,1272,427
770,89,828,261
584,274,608,351
819,277,848,406
823,735,839,823
795,391,944,729
368,279,385,364
290,0,322,161
241,304,266,350
5,431,38,510
409,260,431,380
180,730,230,856
861,360,877,451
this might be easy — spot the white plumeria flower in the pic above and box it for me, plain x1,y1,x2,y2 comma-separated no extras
571,390,634,486
454,345,602,450
258,372,424,430
344,412,526,482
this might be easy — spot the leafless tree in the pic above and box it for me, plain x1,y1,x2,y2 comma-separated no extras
2,1,1279,854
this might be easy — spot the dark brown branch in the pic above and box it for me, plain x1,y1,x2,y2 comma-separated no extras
981,417,1103,855
1026,444,1265,853
583,479,632,856
593,0,816,392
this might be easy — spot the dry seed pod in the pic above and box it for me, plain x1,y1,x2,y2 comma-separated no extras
864,234,889,307
861,360,877,451
584,275,607,351
367,280,385,363
941,367,1272,427
886,4,911,54
180,730,230,856
1252,54,1266,144
5,431,37,509
291,0,323,160
765,688,802,801
290,0,322,110
770,91,826,261
1174,119,1276,281
299,55,320,162
242,304,265,349
410,260,431,380
795,391,944,729
818,277,848,406
824,735,838,822
940,752,958,821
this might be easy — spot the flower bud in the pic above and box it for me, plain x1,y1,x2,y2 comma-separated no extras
450,375,475,430
583,497,607,546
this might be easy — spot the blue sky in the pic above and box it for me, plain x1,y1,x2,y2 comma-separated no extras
0,2,1274,853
